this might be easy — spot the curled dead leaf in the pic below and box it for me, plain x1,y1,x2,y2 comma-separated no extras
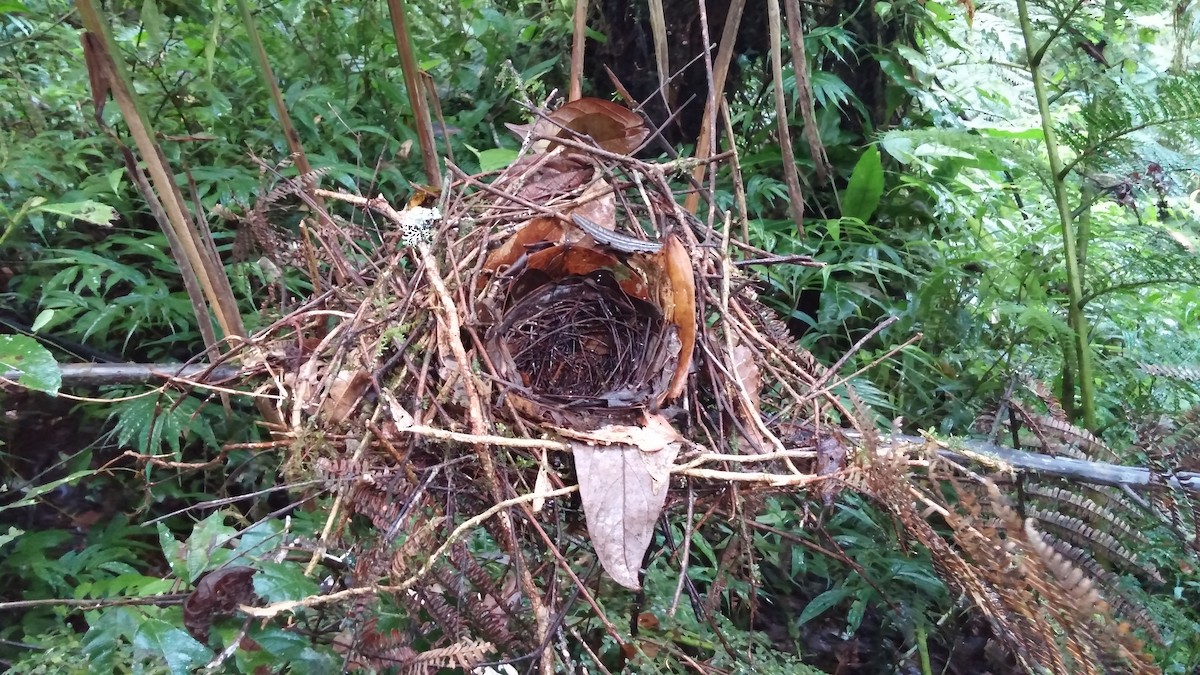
507,98,649,156
659,234,696,402
183,566,258,642
323,369,371,424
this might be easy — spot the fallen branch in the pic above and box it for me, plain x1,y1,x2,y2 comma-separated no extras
3,362,241,386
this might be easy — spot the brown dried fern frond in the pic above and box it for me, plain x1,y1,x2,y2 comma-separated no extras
1024,484,1153,549
1140,363,1200,381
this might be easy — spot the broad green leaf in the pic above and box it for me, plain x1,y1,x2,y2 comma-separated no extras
250,627,339,671
82,607,141,673
0,2,30,12
468,146,519,173
34,199,117,226
106,168,125,194
185,512,238,582
132,617,213,675
0,526,23,552
205,0,226,80
30,309,54,333
157,523,187,581
842,146,883,222
0,334,60,395
965,119,1043,140
797,587,850,626
141,0,166,48
253,561,319,603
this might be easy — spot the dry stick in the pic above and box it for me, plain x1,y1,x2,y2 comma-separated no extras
237,0,326,216
119,146,223,362
78,12,247,352
668,484,696,618
396,424,570,451
733,253,822,267
304,407,382,577
767,0,805,237
0,594,188,612
647,0,670,105
783,0,831,184
203,616,253,673
683,0,746,214
808,315,900,392
719,101,753,244
422,72,456,165
516,502,628,648
673,449,817,471
568,0,589,101
718,214,790,458
240,485,579,620
76,10,284,427
385,0,440,188
810,333,924,406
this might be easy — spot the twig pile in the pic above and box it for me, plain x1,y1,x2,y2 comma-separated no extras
211,99,1160,673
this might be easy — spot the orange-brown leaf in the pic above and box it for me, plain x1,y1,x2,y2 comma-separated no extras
481,217,567,279
523,245,651,301
660,234,696,401
510,98,649,156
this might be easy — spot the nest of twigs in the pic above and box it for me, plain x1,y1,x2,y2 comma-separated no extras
181,97,1166,674
223,96,864,667
221,97,863,669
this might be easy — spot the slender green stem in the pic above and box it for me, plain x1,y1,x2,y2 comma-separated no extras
915,623,933,675
1017,0,1097,429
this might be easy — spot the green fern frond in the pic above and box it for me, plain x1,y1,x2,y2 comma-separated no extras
1061,73,1200,176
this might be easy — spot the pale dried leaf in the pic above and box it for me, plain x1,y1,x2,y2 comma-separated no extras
572,439,680,589
568,181,618,228
730,340,766,451
322,369,371,424
532,453,552,513
558,413,682,451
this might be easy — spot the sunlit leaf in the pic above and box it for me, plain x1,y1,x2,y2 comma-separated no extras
0,334,60,395
33,199,117,226
842,146,883,222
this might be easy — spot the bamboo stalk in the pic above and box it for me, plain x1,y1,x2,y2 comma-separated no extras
385,0,441,187
75,0,282,427
569,0,589,101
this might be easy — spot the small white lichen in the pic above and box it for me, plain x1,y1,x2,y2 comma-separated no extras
399,206,441,246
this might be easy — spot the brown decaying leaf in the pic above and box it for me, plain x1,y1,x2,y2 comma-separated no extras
322,369,371,424
507,97,650,156
521,245,650,301
183,566,258,642
659,234,696,402
509,154,594,203
567,414,682,589
481,217,569,281
730,340,766,451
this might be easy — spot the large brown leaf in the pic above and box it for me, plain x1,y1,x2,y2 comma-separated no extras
507,98,650,156
564,414,681,589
